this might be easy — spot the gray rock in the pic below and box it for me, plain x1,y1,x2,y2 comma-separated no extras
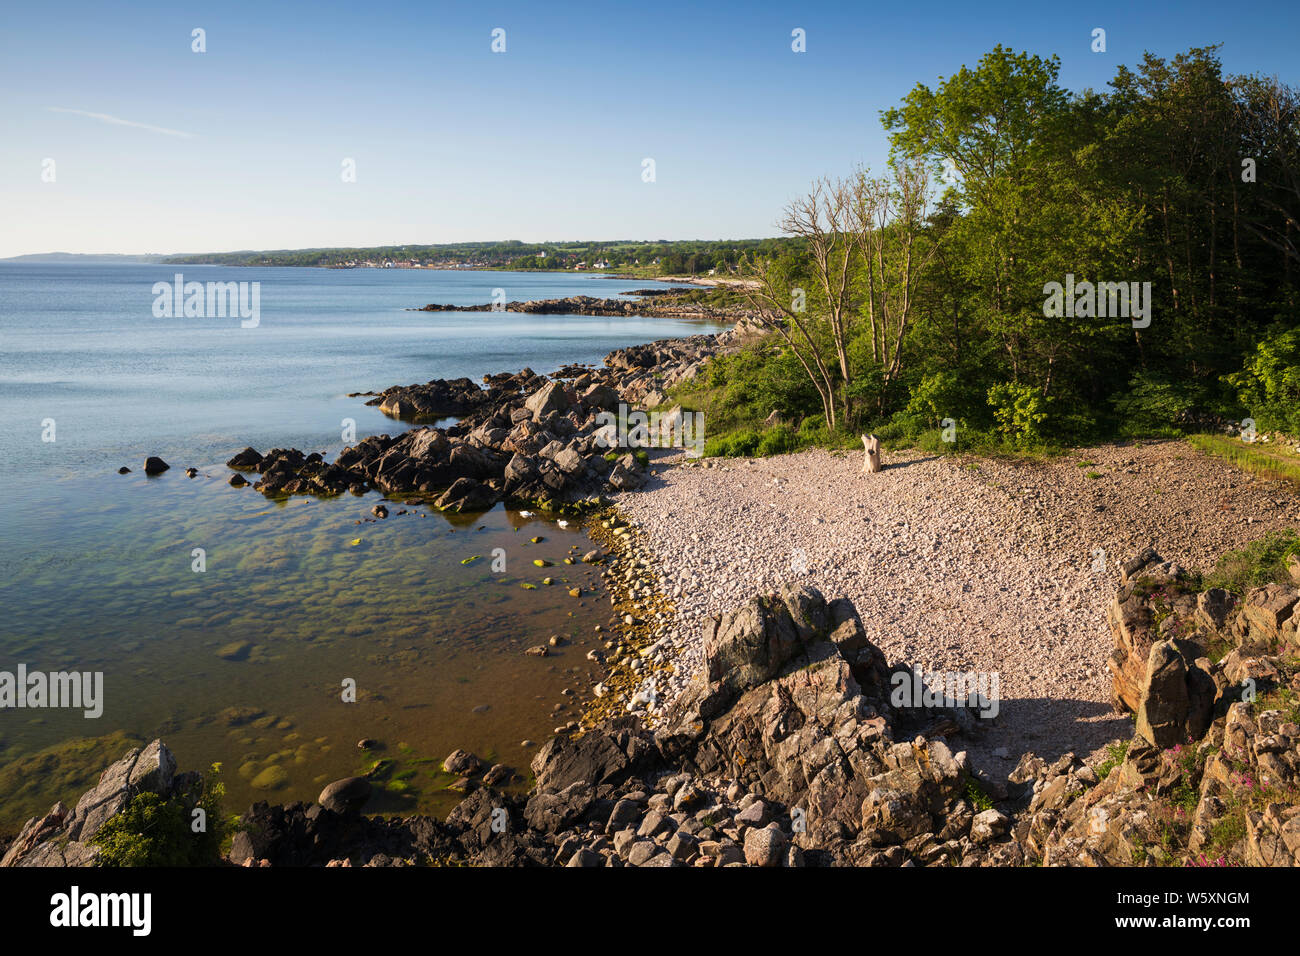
606,798,641,834
1196,588,1236,630
637,810,672,839
67,739,177,842
525,381,573,421
735,799,773,827
666,830,698,861
743,823,788,867
627,841,660,866
970,809,1010,844
613,827,638,859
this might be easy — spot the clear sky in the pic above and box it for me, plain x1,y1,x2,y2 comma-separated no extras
2,0,1297,257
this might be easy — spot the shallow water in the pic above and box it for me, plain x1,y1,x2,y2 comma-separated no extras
0,264,722,830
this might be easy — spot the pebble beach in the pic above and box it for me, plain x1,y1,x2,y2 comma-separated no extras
613,440,1300,767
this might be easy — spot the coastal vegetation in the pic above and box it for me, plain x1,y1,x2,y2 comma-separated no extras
672,45,1300,461
89,762,228,866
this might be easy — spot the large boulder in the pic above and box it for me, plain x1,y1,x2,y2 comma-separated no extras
530,721,656,794
226,447,264,469
434,477,497,513
524,381,573,422
607,454,645,491
1134,640,1214,748
318,776,372,815
655,585,919,848
1107,550,1197,712
1240,583,1298,647
406,427,450,460
668,584,840,723
580,383,620,411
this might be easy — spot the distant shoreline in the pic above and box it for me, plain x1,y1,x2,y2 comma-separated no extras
0,257,738,289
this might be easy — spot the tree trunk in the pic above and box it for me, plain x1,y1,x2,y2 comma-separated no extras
861,434,883,473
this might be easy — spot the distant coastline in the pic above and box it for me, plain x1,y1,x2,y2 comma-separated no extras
0,253,167,264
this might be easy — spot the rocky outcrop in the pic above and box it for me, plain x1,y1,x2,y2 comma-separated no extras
1008,548,1300,866
1108,547,1299,748
1,740,185,867
371,376,496,421
157,585,1003,868
1106,548,1196,712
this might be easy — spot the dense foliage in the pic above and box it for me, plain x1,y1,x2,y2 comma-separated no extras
89,764,227,866
691,45,1299,454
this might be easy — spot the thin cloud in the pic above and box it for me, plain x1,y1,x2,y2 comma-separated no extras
47,107,195,139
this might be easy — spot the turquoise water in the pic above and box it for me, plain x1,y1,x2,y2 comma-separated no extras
0,264,722,830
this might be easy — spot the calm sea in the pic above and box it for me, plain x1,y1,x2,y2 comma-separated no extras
0,263,722,831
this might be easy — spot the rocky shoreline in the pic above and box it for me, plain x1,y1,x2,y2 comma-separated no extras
211,323,759,511
413,292,753,323
5,552,1297,867
32,300,1295,867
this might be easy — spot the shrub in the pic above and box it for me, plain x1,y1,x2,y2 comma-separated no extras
797,414,831,445
90,763,226,867
756,424,798,456
703,428,761,458
1096,741,1130,780
1226,327,1300,436
987,382,1052,447
905,370,975,430
963,779,994,811
703,344,824,423
91,793,194,866
1112,371,1201,434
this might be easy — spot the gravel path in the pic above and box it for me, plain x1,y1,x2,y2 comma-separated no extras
615,440,1300,770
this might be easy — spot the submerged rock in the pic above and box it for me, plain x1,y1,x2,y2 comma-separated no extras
319,776,372,814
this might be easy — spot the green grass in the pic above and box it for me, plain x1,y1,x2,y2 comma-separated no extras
1095,740,1130,780
1188,432,1300,486
673,375,853,458
907,426,1066,462
1202,528,1300,595
963,779,994,812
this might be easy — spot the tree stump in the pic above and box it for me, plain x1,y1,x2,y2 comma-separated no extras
862,434,882,473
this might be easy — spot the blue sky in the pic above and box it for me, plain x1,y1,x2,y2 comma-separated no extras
2,0,1298,257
